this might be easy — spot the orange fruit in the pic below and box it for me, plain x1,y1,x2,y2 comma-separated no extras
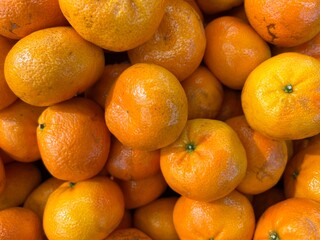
128,0,206,81
0,35,17,110
216,87,243,121
43,176,125,240
244,0,320,47
204,16,271,89
85,63,131,109
105,228,152,240
180,65,224,120
183,0,204,22
272,31,320,61
196,0,244,15
116,171,168,209
0,99,44,163
0,157,5,194
0,207,42,240
37,97,111,182
23,177,64,220
105,137,161,181
0,162,42,210
105,63,188,151
0,0,68,39
58,0,166,52
283,142,320,202
133,197,179,240
173,190,255,239
160,118,247,202
225,115,288,195
253,197,320,239
251,186,286,221
4,26,105,107
241,52,320,140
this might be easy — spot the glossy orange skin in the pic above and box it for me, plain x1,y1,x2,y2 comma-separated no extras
37,97,111,182
272,31,320,61
160,118,247,202
0,162,42,210
204,16,271,89
23,177,64,220
85,63,131,109
0,0,68,39
133,197,179,240
116,171,168,209
225,115,288,195
43,176,125,240
242,52,320,140
105,63,188,151
0,207,42,240
183,0,204,22
105,137,161,181
105,228,152,240
4,26,105,106
181,66,224,120
59,0,166,51
245,0,320,47
284,143,320,202
0,36,17,110
128,0,206,81
173,190,255,239
0,100,45,162
253,198,320,239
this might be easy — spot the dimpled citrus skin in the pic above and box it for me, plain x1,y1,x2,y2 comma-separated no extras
0,207,43,240
173,190,255,239
244,0,320,47
160,118,247,202
37,97,111,182
58,0,166,52
253,198,320,239
128,0,206,81
43,176,125,240
241,52,320,140
0,0,68,39
4,26,105,107
105,63,188,151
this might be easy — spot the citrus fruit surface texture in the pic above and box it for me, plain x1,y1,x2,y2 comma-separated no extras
0,0,320,239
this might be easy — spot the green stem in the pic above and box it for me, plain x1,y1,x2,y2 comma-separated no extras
283,84,293,93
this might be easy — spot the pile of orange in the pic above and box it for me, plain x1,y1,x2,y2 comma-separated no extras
0,0,320,239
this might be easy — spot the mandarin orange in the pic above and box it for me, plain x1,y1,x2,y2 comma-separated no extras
160,118,247,202
43,176,125,240
58,0,166,52
242,52,320,140
105,63,188,151
4,26,105,106
37,97,111,182
245,0,320,47
173,190,255,239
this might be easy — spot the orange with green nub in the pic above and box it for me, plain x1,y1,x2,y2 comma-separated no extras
160,118,247,202
43,176,125,240
241,52,320,140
